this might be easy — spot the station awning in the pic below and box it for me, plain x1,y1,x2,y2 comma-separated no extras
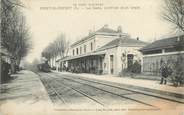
56,56,69,62
58,51,106,62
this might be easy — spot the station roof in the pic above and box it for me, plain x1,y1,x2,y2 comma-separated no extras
140,34,184,52
70,25,124,47
97,36,147,51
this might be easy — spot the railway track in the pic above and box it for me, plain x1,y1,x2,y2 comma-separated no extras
38,72,105,107
38,72,161,109
53,72,184,104
54,76,158,108
36,72,184,110
39,74,66,105
60,84,105,106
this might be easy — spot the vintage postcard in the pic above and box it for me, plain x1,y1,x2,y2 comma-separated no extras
1,0,184,115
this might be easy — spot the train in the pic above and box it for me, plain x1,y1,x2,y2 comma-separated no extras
37,60,51,72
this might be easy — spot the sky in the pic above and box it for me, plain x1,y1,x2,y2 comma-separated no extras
20,0,174,63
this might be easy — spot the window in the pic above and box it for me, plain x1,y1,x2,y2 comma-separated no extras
84,45,86,53
73,49,75,56
80,46,82,54
76,48,79,55
90,42,93,51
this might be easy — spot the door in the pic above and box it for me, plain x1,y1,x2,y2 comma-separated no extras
110,55,114,74
127,54,134,69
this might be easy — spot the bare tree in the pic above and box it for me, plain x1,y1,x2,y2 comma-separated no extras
162,0,184,32
42,34,69,65
1,0,32,73
162,0,184,86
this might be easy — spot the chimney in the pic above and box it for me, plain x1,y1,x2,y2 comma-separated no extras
117,26,122,33
136,37,139,40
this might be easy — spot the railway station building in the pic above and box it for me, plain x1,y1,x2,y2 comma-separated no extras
57,25,147,75
140,34,184,75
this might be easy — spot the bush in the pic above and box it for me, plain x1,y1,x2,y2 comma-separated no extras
170,54,184,87
119,61,141,77
128,61,141,74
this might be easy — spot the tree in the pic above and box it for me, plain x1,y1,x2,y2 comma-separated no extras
1,0,31,73
162,0,184,32
42,34,69,66
162,0,184,87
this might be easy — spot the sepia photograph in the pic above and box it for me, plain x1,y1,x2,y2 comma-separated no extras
0,0,184,115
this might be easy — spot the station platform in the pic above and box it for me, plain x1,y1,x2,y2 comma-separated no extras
0,70,52,115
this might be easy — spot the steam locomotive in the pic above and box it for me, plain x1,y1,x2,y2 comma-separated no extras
37,60,51,72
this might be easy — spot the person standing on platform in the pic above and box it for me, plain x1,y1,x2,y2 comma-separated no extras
160,63,169,85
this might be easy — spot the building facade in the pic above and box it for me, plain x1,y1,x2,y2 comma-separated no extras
140,34,184,75
58,25,147,75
